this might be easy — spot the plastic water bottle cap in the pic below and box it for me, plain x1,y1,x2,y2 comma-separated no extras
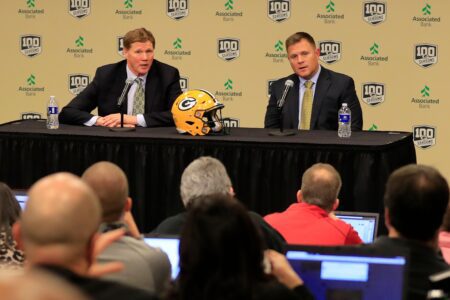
342,103,348,107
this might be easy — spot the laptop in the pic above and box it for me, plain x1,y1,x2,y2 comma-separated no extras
13,189,28,210
286,245,407,300
334,211,379,243
144,236,180,279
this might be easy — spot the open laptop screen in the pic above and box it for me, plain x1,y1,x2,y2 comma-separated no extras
334,211,379,243
286,245,407,300
144,237,180,279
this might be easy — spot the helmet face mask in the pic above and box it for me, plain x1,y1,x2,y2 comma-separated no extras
172,89,225,136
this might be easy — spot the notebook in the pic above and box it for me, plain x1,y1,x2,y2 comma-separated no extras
13,190,28,210
334,211,379,243
286,245,407,300
144,236,180,279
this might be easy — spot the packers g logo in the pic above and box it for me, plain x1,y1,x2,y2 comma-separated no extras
414,44,438,68
361,83,385,106
117,36,124,57
267,0,291,23
20,35,42,58
178,97,196,111
319,41,342,64
68,0,91,19
68,74,90,95
413,125,436,149
167,0,189,20
217,38,240,61
363,1,386,25
179,77,189,92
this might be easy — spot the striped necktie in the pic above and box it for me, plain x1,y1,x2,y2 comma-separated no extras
299,80,313,130
132,78,145,115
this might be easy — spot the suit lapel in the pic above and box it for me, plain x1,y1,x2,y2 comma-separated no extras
311,67,330,129
117,62,128,114
145,61,159,113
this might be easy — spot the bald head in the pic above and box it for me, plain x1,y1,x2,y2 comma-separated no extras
21,173,101,259
82,161,129,223
300,163,342,211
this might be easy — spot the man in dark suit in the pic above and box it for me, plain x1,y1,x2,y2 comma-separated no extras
264,32,363,131
59,27,182,128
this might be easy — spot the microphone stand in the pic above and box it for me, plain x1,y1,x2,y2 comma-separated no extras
110,79,136,132
269,106,296,136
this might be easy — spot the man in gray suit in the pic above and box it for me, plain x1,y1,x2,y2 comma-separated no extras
264,32,363,131
82,161,171,294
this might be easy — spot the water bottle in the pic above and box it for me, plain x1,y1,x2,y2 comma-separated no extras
338,103,351,138
46,95,59,129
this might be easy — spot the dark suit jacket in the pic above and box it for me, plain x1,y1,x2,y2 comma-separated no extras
264,66,363,131
59,59,182,127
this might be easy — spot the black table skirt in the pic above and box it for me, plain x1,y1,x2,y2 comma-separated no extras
0,120,416,233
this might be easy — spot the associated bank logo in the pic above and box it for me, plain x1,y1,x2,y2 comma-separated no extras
265,40,287,63
20,35,42,57
115,0,142,19
67,35,93,58
167,0,189,20
216,0,243,21
18,0,45,17
18,74,45,96
319,40,341,64
363,1,386,25
360,42,388,66
164,37,191,60
411,85,439,109
317,0,344,24
117,36,124,57
413,125,436,149
368,124,378,131
223,117,240,128
361,82,385,106
268,0,291,23
414,44,438,68
215,78,242,102
217,38,240,61
413,3,440,26
68,0,90,19
68,74,90,95
21,112,42,120
179,76,189,92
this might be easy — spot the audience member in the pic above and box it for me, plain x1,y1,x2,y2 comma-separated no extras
439,203,450,263
153,156,286,252
0,182,25,269
264,163,362,245
82,161,171,294
165,193,314,300
365,164,449,299
13,172,157,300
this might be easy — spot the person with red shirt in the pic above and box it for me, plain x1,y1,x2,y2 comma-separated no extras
264,163,362,246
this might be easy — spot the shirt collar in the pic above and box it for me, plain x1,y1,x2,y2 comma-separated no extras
126,65,148,85
298,65,321,87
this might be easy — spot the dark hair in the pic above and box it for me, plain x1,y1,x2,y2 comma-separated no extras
176,194,267,300
123,27,155,49
0,182,21,246
285,32,316,50
442,204,450,232
384,164,449,241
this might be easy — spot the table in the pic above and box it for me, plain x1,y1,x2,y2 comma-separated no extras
0,120,416,232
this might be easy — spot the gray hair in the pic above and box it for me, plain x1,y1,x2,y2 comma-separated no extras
300,163,342,211
180,157,232,208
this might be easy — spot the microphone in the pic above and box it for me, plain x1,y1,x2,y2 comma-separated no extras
117,78,135,107
276,79,294,109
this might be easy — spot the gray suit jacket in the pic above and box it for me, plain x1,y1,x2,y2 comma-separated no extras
264,66,363,131
97,235,171,294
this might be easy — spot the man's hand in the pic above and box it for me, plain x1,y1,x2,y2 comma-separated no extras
100,114,137,128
